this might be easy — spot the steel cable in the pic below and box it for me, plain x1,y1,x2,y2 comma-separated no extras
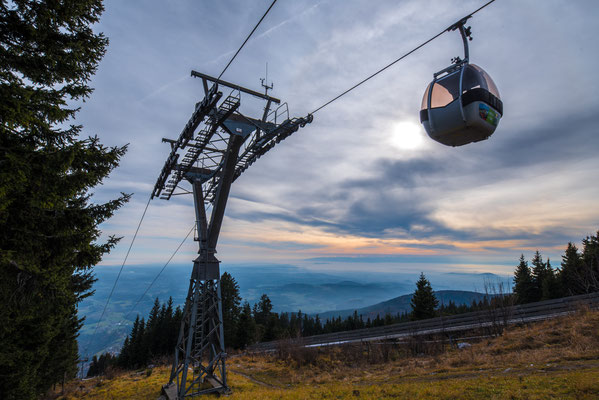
310,0,496,115
122,224,195,322
82,195,151,359
217,0,278,80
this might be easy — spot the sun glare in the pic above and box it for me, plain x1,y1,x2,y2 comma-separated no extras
390,121,424,150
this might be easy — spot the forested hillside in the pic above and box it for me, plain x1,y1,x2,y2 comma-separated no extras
87,231,599,377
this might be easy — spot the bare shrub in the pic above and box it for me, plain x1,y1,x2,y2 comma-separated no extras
478,279,515,336
276,339,320,367
103,365,121,380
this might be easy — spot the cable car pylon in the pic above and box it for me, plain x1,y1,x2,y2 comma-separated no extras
154,71,311,399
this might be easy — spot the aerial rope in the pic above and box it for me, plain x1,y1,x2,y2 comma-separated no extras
122,224,195,322
218,0,278,80
81,0,279,362
82,195,152,358
310,0,496,115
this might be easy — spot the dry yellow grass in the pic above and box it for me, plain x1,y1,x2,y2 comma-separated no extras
55,308,599,399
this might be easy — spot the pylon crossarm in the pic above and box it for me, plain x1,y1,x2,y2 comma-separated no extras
153,71,312,203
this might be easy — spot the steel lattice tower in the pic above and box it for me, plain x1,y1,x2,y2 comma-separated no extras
154,71,311,398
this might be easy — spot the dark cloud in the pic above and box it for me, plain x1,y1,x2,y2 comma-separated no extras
478,109,599,171
342,157,443,190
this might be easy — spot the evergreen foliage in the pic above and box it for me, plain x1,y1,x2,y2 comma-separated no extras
110,231,599,373
0,1,128,398
513,255,534,304
530,251,549,301
541,258,561,300
221,272,241,349
86,353,117,378
560,243,584,296
410,273,439,320
513,230,599,304
235,301,256,349
581,232,599,293
110,273,495,372
117,297,182,370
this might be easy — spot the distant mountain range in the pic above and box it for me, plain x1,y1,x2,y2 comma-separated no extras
316,290,488,321
78,264,508,357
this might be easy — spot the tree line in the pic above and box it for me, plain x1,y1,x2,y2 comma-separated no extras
88,230,599,376
88,272,490,376
513,231,599,304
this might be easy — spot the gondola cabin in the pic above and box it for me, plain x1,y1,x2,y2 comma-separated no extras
420,19,503,147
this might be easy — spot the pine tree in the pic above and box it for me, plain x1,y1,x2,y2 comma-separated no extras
410,273,439,320
560,242,584,296
513,254,534,304
157,299,172,355
86,353,116,377
581,231,599,293
530,251,547,302
541,258,561,300
220,272,241,349
253,294,275,341
132,317,146,367
235,302,256,349
87,355,100,378
144,298,162,357
254,294,273,326
314,315,322,335
116,298,183,369
119,337,131,368
0,2,128,398
170,305,183,354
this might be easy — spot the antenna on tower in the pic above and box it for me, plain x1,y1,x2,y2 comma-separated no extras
260,62,273,95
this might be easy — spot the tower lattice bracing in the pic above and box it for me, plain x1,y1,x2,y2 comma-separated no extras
154,71,311,398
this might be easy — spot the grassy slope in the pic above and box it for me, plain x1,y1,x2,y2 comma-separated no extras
55,308,599,399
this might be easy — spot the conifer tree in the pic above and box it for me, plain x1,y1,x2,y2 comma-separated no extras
410,273,439,320
132,317,146,367
541,258,561,300
254,294,273,326
0,1,128,398
560,242,584,296
530,251,547,302
581,231,599,293
235,302,256,349
119,337,131,368
145,298,162,357
157,298,173,355
220,272,241,348
170,305,183,353
253,294,276,341
86,353,116,377
513,255,534,304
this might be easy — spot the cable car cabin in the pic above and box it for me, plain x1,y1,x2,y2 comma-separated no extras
420,63,502,147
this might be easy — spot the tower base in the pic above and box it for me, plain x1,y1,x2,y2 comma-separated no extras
166,261,229,398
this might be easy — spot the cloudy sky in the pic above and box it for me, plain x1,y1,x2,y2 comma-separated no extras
79,0,599,276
